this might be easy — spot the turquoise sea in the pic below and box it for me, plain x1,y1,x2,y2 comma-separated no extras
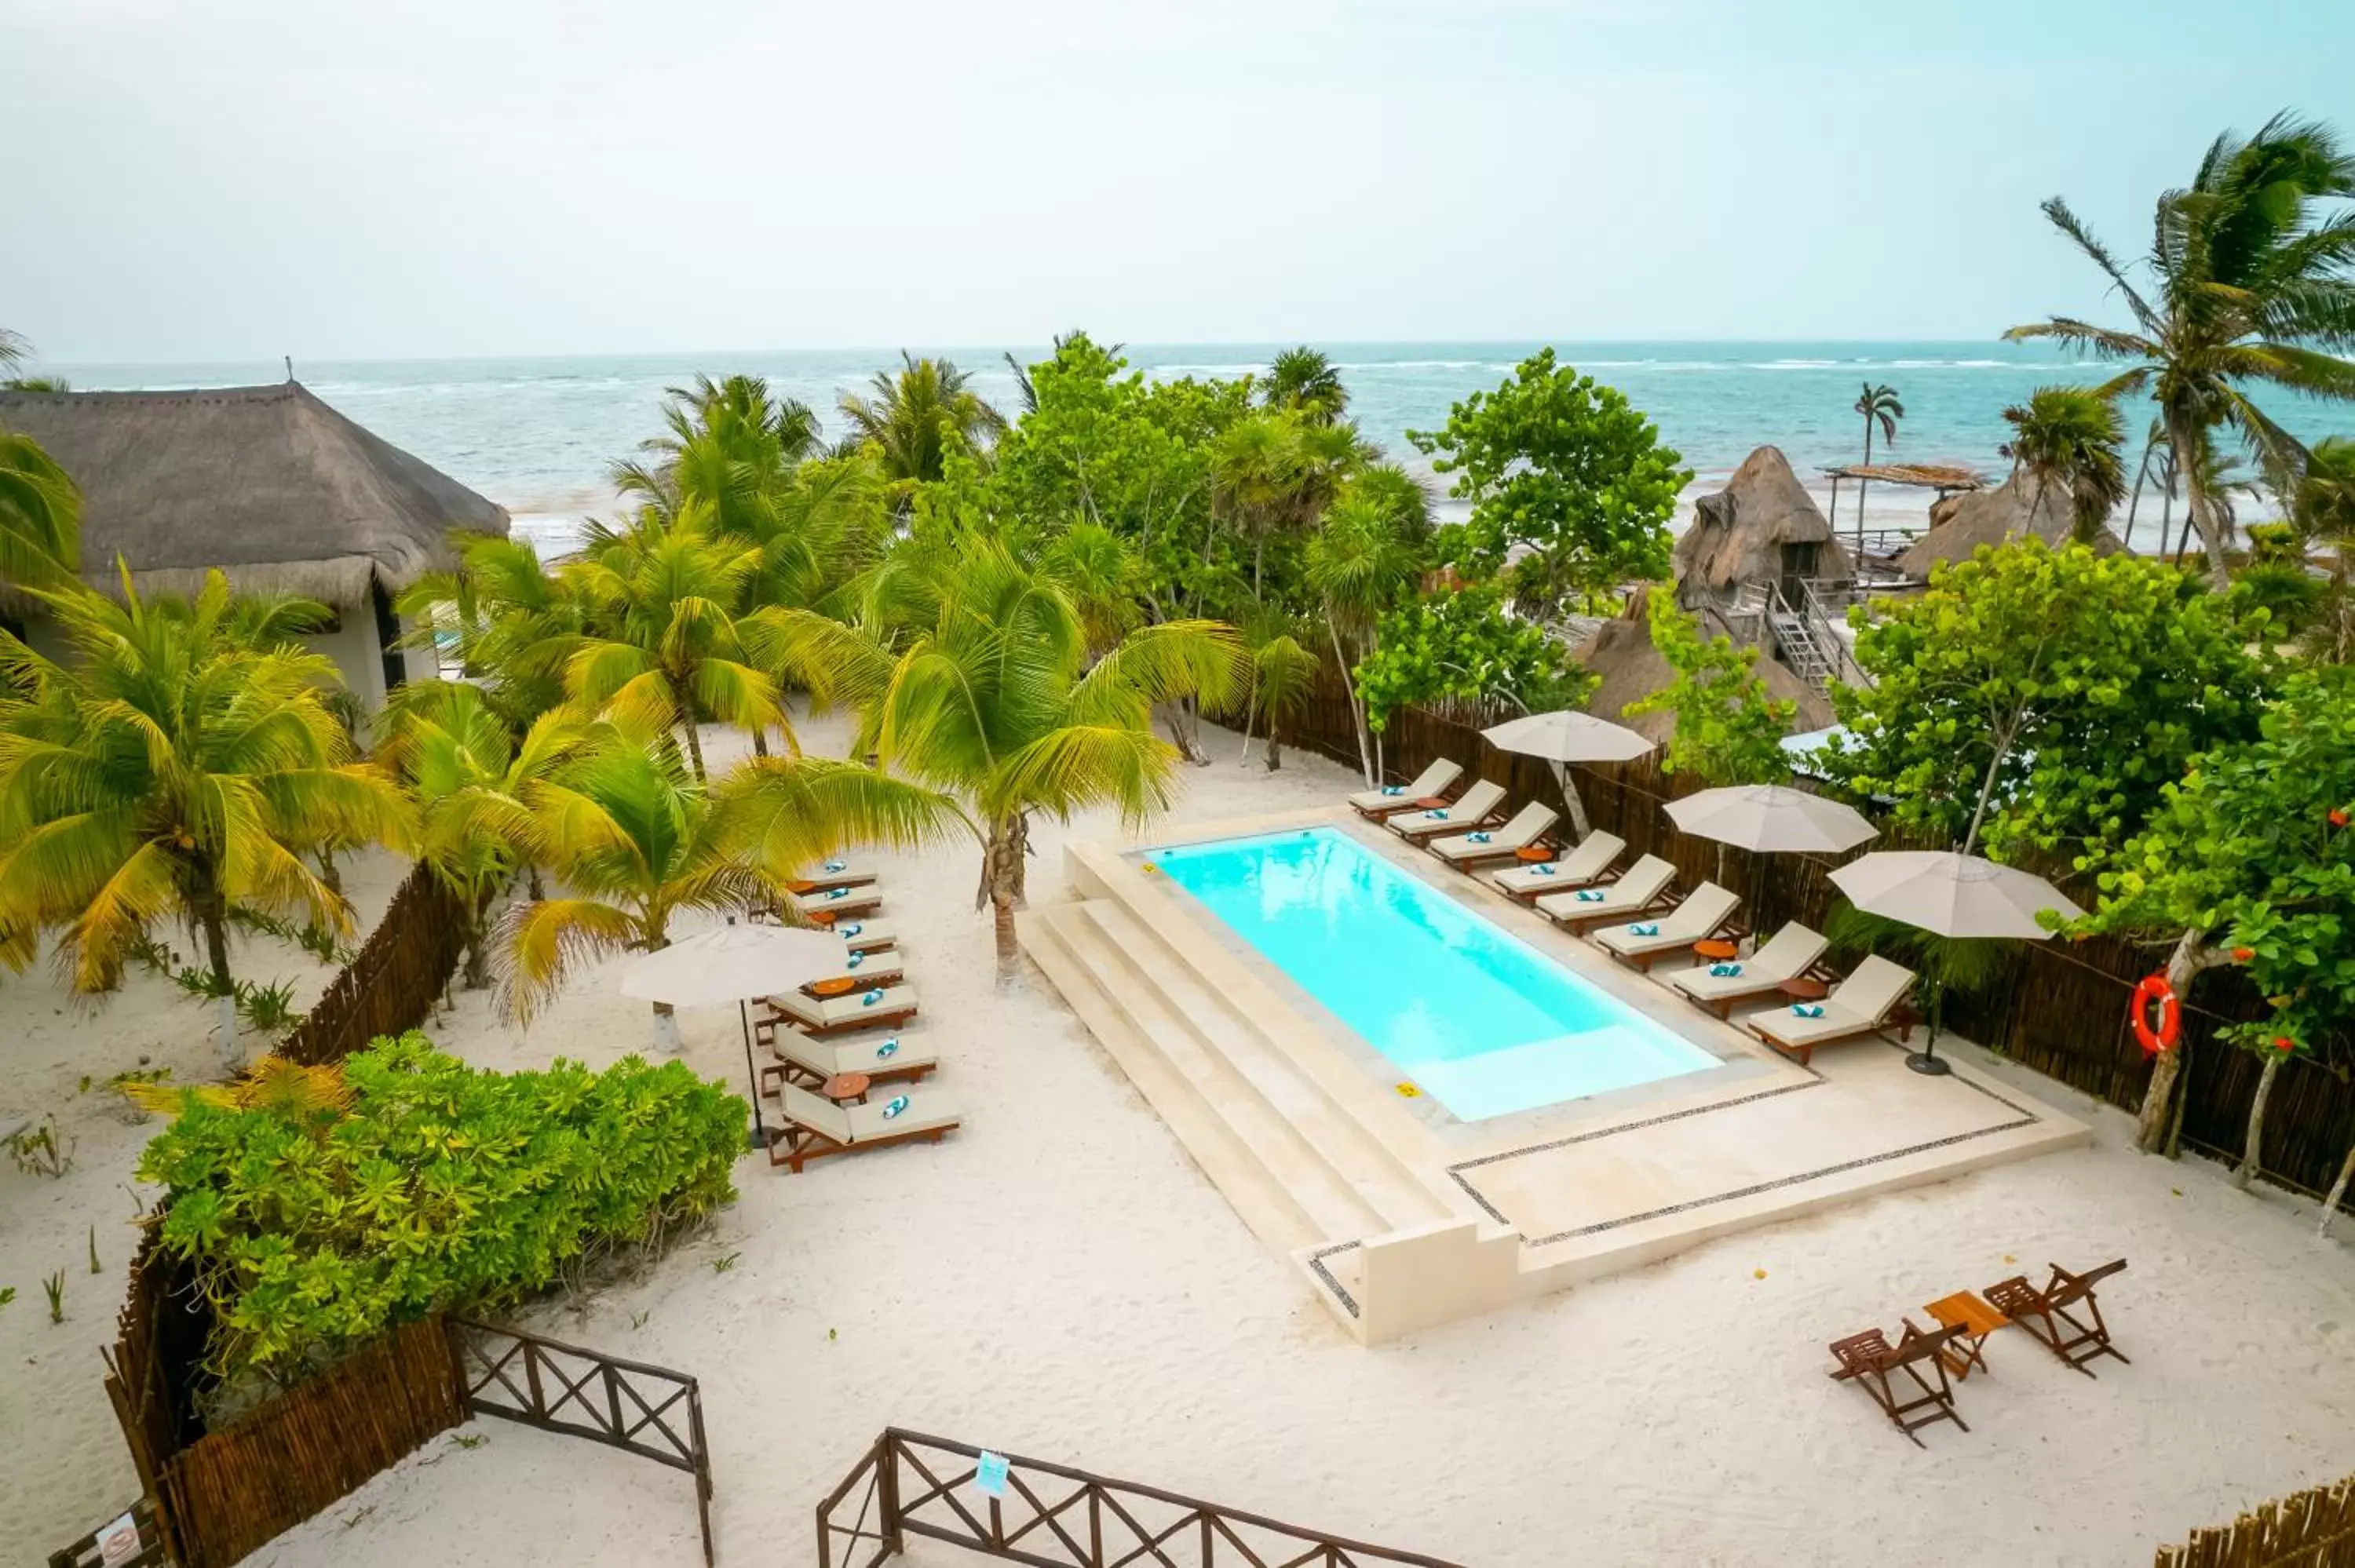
48,341,2341,552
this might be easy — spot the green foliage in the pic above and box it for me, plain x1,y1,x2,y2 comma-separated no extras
1826,541,2274,864
1624,587,1795,786
42,1269,63,1324
837,352,1008,488
2083,668,2355,1062
1999,386,2129,542
89,1224,101,1274
1825,904,2017,1008
0,428,82,589
1353,584,1592,734
1411,349,1688,618
137,1032,746,1384
5,1113,74,1177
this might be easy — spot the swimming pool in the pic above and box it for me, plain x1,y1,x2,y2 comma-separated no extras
1144,826,1718,1120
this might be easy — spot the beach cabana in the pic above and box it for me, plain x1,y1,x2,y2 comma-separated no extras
1674,446,1853,614
1894,476,2122,579
0,381,509,707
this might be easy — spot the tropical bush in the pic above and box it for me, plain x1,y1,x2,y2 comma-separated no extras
1353,583,1591,735
137,1033,745,1386
1625,586,1795,786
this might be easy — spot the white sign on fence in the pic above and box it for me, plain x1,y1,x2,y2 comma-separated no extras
97,1511,142,1565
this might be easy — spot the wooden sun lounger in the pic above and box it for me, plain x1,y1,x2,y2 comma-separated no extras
769,1081,962,1172
764,983,920,1037
790,884,884,921
1662,923,1831,1018
750,958,909,1047
1429,803,1560,871
1828,1319,1970,1446
1386,779,1507,841
1591,882,1743,971
759,1028,939,1096
1982,1260,2130,1376
1348,758,1466,819
1488,831,1625,902
789,859,879,894
1535,855,1677,934
823,916,896,954
1743,955,1917,1065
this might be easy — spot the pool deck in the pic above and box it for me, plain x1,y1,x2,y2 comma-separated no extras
1020,805,2089,1342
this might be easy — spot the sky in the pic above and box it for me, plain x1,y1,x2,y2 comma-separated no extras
5,0,2353,363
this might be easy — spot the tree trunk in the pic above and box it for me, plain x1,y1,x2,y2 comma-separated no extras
460,895,491,990
527,863,546,902
981,815,1026,988
1857,420,1873,558
2320,1139,2355,1239
750,727,770,759
652,1001,682,1055
1265,728,1283,771
2134,928,2212,1154
1160,699,1209,765
2166,410,2233,589
197,895,241,1070
316,843,342,897
2235,1052,2284,1190
1326,617,1375,786
680,717,707,781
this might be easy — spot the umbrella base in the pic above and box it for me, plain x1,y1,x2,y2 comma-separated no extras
1904,1052,1953,1077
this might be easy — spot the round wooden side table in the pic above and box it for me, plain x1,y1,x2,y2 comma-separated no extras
820,1072,871,1105
1779,976,1830,1001
1693,939,1740,962
807,976,860,1000
1514,845,1554,864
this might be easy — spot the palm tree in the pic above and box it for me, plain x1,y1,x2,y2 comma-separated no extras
1305,469,1431,783
494,730,958,1048
1231,611,1321,772
0,571,411,1066
1850,383,1904,555
0,328,31,378
1999,386,2130,542
2295,436,2355,660
2008,113,2355,586
837,352,1007,492
1261,347,1349,426
0,428,81,589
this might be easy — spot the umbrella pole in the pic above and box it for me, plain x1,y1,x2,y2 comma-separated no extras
1557,762,1592,842
1907,978,1952,1076
739,998,772,1147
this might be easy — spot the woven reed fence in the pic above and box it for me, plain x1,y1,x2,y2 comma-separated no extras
1286,680,2355,1210
2156,1471,2355,1567
278,862,466,1067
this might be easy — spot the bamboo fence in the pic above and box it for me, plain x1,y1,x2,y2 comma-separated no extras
2157,1471,2355,1567
278,863,466,1067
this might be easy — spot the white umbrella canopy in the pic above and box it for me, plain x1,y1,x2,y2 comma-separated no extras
1664,785,1877,855
1828,851,2084,940
621,922,843,1006
1482,709,1656,840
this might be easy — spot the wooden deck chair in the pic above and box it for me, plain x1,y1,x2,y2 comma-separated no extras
760,1028,939,1096
1982,1260,2130,1376
1591,883,1742,971
1348,758,1465,819
1429,802,1560,871
789,858,878,895
1828,1319,1970,1446
1663,924,1831,1018
1488,831,1624,902
1743,955,1917,1065
789,884,884,921
823,916,896,954
769,1081,962,1172
763,983,920,1037
1387,779,1507,841
1535,855,1677,934
751,957,909,1047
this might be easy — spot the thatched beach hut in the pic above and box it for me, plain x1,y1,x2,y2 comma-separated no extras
0,382,508,706
1894,475,2120,578
1578,593,1833,742
1674,446,1852,611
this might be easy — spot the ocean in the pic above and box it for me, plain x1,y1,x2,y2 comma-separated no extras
46,341,2337,554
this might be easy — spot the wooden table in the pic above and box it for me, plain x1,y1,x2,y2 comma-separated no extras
1923,1290,2009,1379
807,976,859,999
1779,976,1829,1002
1413,797,1449,810
1693,939,1740,962
820,1072,871,1106
1514,845,1554,864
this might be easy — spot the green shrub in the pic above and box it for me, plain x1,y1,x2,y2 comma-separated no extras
137,1031,744,1385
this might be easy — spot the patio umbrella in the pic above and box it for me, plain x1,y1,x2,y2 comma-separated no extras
1828,851,2084,1076
1666,783,1879,911
1481,710,1655,841
623,921,845,1148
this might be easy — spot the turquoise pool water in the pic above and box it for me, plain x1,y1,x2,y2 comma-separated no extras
1145,826,1717,1121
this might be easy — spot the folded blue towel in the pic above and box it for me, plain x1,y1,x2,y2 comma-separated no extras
1467,831,1492,844
1424,808,1448,820
874,1037,900,1059
1791,1002,1825,1019
1574,888,1605,903
839,921,864,937
826,887,849,901
823,858,847,873
860,988,885,1006
845,951,864,970
879,1094,910,1121
1532,862,1557,877
1380,784,1403,797
1709,961,1743,977
1627,921,1661,937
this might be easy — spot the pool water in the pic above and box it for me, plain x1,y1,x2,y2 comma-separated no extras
1145,826,1718,1121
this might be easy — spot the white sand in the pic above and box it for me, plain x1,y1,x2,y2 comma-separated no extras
6,715,2355,1566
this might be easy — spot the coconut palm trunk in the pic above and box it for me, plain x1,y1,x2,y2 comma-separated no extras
979,814,1028,983
195,888,242,1068
2166,409,2235,588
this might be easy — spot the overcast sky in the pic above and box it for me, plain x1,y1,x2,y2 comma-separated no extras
6,0,2352,363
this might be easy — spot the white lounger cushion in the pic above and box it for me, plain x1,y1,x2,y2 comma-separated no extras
1389,780,1506,840
773,951,904,997
779,1081,963,1145
798,859,878,888
825,917,896,951
774,1028,938,1081
1346,758,1463,812
1743,955,1917,1045
790,885,883,918
1534,855,1675,922
769,983,919,1029
1593,883,1742,957
1664,924,1828,1004
1488,832,1625,896
1431,802,1558,862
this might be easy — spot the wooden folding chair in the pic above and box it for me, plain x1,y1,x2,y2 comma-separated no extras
1827,1319,1970,1446
1982,1259,2130,1377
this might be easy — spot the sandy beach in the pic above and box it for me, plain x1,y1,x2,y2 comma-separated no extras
5,709,2353,1567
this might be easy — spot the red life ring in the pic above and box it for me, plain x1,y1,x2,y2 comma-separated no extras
2130,973,2180,1056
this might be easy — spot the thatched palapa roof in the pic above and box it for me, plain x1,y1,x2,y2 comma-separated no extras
1894,476,2120,577
1674,446,1852,604
1821,461,1988,492
1579,593,1834,741
0,383,509,605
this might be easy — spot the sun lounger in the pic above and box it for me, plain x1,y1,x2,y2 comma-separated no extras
769,1081,962,1172
1828,1320,1970,1446
1429,803,1559,870
823,916,896,954
1488,831,1625,901
1591,883,1742,970
790,884,883,921
1348,758,1465,819
1663,923,1831,1017
1743,955,1917,1065
1535,855,1676,933
750,957,909,1047
1386,779,1506,841
790,858,878,894
762,983,919,1037
1982,1260,2130,1376
759,1027,939,1096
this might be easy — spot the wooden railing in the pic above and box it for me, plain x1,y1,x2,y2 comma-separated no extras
816,1429,1464,1568
46,1499,168,1568
2156,1470,2355,1566
450,1318,715,1565
278,861,467,1066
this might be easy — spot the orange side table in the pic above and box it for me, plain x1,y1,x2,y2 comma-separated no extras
1692,939,1740,962
1514,845,1554,864
806,976,860,999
